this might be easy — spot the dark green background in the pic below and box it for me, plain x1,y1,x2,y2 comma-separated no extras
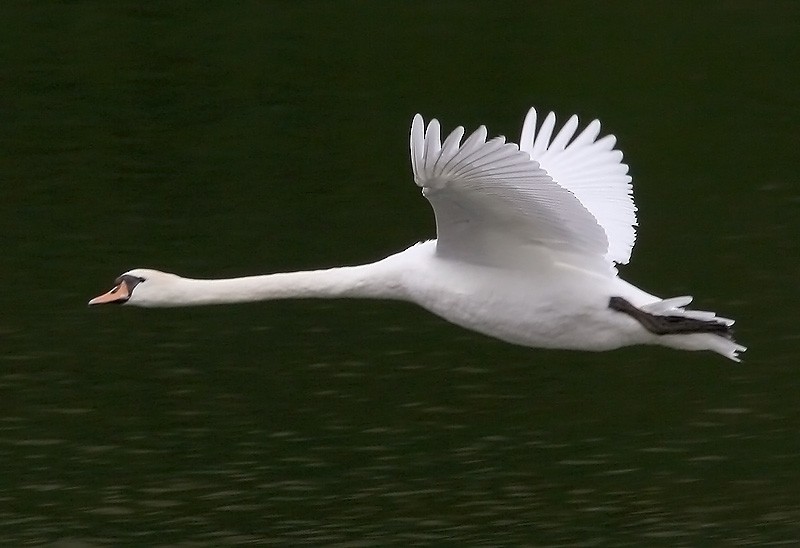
2,2,798,545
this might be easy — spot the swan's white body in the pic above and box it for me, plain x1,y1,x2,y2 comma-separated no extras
91,108,745,361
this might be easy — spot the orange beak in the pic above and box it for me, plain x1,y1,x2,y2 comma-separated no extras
88,279,132,306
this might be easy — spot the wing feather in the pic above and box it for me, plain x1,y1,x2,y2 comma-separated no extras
410,114,610,270
548,115,579,152
520,108,637,264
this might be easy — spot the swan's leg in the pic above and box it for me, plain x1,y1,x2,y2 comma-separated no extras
608,297,733,339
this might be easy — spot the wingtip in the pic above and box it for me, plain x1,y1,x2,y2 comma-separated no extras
520,107,538,154
410,114,427,181
524,107,538,129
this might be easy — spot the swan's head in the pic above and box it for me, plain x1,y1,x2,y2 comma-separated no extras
88,269,180,307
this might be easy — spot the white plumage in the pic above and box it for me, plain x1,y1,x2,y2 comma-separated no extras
520,109,637,265
90,107,745,362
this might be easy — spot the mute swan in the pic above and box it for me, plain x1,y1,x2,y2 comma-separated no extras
90,108,745,361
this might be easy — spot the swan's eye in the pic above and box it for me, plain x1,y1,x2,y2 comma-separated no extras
137,277,146,283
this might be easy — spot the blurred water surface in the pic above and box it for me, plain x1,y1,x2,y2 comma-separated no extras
1,2,799,545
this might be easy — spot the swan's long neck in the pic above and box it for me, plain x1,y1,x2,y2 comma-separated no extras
144,262,404,307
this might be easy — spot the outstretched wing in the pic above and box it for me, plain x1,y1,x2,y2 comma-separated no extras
520,108,637,265
410,114,610,270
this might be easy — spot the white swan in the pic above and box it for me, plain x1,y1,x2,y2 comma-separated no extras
90,108,745,361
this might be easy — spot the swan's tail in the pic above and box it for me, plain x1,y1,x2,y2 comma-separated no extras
611,296,746,362
641,297,746,362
